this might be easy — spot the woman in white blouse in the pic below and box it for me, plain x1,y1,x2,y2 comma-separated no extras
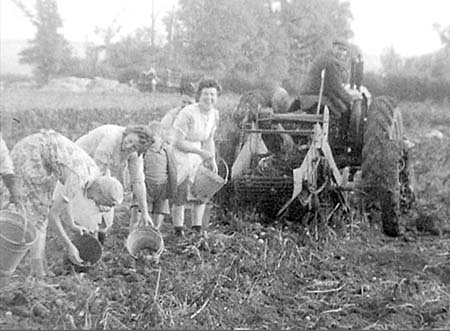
171,79,221,237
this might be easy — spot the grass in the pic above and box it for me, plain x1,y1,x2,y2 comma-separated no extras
399,100,450,220
0,89,239,113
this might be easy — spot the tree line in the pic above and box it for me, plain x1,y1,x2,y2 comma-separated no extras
12,0,450,101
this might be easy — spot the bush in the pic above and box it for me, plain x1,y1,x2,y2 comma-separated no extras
363,72,450,102
220,74,260,94
0,74,32,87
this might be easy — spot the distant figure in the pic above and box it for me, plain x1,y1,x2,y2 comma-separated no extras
350,53,364,90
138,68,159,93
297,38,352,116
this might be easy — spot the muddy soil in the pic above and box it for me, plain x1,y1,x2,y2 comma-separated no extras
1,201,450,330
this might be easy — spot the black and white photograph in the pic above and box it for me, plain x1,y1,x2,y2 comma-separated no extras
1,0,450,329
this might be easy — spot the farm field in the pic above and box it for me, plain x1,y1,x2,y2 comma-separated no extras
1,89,450,329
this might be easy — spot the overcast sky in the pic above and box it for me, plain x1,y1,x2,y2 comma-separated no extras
1,0,449,57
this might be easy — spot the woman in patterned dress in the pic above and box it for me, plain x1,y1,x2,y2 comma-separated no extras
11,130,124,278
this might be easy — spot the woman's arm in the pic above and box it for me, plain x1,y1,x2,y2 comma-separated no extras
174,129,213,161
202,133,218,173
93,138,113,175
128,155,154,227
202,111,219,172
48,196,84,263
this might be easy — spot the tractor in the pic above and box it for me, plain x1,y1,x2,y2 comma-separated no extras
229,71,414,237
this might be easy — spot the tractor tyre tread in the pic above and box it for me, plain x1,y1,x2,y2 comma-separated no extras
362,96,402,237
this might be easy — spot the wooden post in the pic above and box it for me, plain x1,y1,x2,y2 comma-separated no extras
151,0,155,47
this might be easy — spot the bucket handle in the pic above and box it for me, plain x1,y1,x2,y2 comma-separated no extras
3,202,28,242
217,157,229,184
131,223,164,258
201,157,229,183
136,218,163,236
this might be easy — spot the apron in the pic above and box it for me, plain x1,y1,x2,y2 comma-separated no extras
172,108,216,185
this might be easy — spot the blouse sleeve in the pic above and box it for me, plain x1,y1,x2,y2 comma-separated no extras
92,136,114,171
0,138,14,175
160,108,178,128
127,153,145,185
173,108,192,138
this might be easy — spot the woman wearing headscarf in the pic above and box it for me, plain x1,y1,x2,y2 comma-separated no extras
11,130,124,278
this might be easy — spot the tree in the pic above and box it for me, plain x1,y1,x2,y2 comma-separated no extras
281,0,354,84
164,0,354,89
169,0,291,83
16,0,73,84
174,0,254,75
380,47,403,76
433,23,450,49
100,29,159,82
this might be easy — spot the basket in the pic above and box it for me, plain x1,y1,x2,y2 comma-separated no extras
126,226,164,259
0,204,37,277
234,175,293,203
70,232,103,266
191,158,229,201
234,175,293,195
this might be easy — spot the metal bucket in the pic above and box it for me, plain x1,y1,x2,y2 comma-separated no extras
70,232,103,266
126,227,164,259
191,158,229,201
0,208,37,277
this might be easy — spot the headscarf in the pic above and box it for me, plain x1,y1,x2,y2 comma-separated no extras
89,175,124,207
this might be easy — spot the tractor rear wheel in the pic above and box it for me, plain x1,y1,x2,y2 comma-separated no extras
361,96,404,237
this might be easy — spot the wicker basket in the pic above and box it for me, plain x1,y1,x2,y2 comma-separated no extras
234,175,293,198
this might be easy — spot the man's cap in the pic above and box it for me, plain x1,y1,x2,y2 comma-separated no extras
332,38,350,49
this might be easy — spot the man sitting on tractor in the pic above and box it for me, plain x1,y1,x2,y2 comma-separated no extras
295,38,354,117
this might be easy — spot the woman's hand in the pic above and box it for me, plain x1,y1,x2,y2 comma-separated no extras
141,212,155,228
204,158,218,174
199,149,214,161
67,242,83,265
72,223,90,236
211,160,218,174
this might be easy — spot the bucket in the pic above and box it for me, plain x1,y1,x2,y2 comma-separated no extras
70,232,102,266
191,158,229,201
0,207,37,277
126,226,164,259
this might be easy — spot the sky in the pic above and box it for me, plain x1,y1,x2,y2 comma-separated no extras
349,0,449,57
0,0,178,44
0,0,449,58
